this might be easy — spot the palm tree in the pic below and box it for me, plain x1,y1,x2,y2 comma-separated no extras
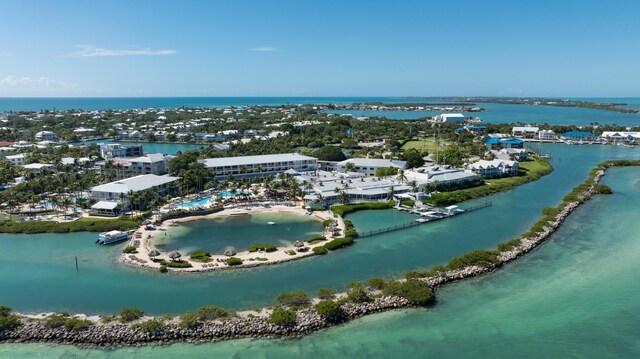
60,196,72,221
338,190,350,205
316,193,326,209
388,186,395,200
409,180,418,194
397,169,407,184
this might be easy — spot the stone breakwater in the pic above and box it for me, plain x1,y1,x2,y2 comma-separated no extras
0,168,617,347
0,297,410,346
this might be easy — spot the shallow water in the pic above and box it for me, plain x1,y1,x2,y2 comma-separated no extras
156,212,323,254
2,165,639,358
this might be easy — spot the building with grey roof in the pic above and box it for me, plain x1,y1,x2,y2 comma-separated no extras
198,153,317,179
90,174,180,215
337,158,406,176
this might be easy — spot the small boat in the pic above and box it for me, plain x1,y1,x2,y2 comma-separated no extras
169,221,179,227
96,230,129,245
267,221,276,225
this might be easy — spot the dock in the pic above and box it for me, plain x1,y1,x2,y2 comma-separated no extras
357,200,491,238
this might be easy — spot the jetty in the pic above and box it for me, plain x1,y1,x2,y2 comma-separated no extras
358,200,491,238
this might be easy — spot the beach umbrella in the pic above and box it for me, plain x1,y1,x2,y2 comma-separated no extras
293,240,304,248
224,248,236,256
168,251,182,261
148,249,161,258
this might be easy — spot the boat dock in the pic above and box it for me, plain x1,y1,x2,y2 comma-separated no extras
357,200,491,238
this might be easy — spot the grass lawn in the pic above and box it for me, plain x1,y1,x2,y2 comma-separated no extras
401,139,450,154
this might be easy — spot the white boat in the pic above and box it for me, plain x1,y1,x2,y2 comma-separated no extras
97,230,129,245
267,221,276,225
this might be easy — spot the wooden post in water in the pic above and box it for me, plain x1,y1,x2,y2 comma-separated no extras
75,256,78,271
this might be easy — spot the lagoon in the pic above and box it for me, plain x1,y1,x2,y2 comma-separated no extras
155,212,323,255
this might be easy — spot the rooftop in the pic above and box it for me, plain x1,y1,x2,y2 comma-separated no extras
199,153,316,168
91,174,180,194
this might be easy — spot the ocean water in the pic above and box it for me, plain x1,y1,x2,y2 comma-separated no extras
326,101,640,126
0,144,637,317
2,164,639,358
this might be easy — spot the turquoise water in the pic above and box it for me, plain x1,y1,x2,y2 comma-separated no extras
175,196,212,209
155,212,323,254
2,164,640,357
79,140,204,155
0,144,638,316
217,190,251,198
327,101,640,126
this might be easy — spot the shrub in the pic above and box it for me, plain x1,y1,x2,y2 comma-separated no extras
382,279,434,306
344,229,358,238
497,239,522,252
306,235,327,244
63,317,93,331
423,264,448,277
274,291,310,308
593,184,613,194
0,306,11,317
0,218,140,234
317,288,335,300
400,199,415,207
45,314,67,328
314,300,343,319
269,307,296,326
323,237,354,251
312,246,328,255
189,250,212,262
322,219,334,227
343,220,354,230
226,257,243,266
367,278,386,290
119,307,144,323
347,282,370,303
132,318,164,334
0,314,20,332
198,305,229,321
123,246,138,254
180,311,199,329
160,260,192,268
330,201,395,217
404,270,428,279
447,250,500,270
285,250,296,255
159,265,168,273
247,244,278,252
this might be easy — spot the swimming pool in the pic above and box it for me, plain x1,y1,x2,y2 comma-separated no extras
176,196,213,209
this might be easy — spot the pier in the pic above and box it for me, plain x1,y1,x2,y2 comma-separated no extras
357,200,492,238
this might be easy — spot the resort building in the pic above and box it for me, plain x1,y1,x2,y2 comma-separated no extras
404,166,481,190
89,174,181,215
511,126,539,139
336,158,407,175
34,131,56,141
99,143,144,159
538,129,557,141
600,131,640,143
198,153,318,179
484,137,525,149
433,113,466,123
468,159,519,178
498,148,529,161
129,153,173,175
561,131,597,142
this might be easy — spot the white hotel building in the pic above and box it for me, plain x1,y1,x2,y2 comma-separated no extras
198,153,318,179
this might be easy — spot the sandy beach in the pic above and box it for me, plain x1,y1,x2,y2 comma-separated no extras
120,204,345,272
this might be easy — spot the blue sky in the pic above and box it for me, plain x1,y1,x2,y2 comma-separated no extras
1,0,639,97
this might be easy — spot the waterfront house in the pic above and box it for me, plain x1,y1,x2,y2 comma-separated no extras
561,131,597,142
511,126,539,139
600,131,640,144
538,129,557,141
468,159,519,178
498,148,529,161
484,137,525,149
128,153,173,175
433,113,466,123
34,130,56,141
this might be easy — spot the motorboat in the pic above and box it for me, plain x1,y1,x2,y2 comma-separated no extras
267,221,276,225
97,230,129,245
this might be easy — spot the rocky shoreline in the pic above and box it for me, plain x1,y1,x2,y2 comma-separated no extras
0,165,624,347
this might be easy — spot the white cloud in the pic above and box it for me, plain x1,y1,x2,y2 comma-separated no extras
0,75,85,95
250,47,278,52
68,45,177,57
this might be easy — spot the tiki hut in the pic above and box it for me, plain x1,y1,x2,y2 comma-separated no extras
148,249,161,260
168,251,182,261
293,240,304,248
224,248,237,257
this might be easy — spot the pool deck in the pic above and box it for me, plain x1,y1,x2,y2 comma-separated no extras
120,203,345,272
